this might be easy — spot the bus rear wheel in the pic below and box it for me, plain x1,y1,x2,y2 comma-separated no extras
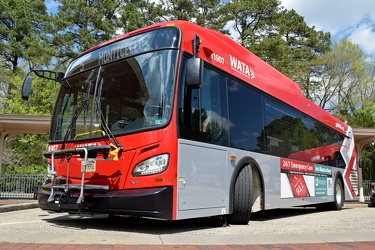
330,177,344,210
316,177,344,211
229,165,253,225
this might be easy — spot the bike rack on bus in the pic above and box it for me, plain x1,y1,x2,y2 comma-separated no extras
43,146,110,205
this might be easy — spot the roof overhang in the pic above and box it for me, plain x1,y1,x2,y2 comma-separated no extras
353,127,375,148
0,114,50,135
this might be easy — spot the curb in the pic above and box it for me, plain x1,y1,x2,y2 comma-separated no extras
344,202,371,209
0,203,39,213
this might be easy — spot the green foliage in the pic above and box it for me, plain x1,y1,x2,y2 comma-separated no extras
0,0,50,72
195,0,227,32
223,0,281,47
0,73,56,175
0,0,52,108
119,1,150,33
1,73,59,115
3,134,48,174
222,0,331,79
304,39,375,129
150,0,195,21
361,146,375,180
51,0,122,63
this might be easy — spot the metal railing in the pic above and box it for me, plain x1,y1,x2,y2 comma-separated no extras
362,180,372,201
0,174,45,199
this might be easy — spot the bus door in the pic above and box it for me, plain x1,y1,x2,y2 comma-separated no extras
177,63,230,218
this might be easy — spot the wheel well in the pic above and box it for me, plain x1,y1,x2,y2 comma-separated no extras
335,172,345,200
229,157,264,213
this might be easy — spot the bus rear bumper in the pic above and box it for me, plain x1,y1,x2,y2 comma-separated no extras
38,186,173,220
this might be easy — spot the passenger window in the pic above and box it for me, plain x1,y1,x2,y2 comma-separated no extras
264,98,301,157
228,80,264,151
179,62,229,146
199,67,229,146
334,151,346,168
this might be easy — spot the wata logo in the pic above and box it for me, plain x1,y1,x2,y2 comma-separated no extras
76,142,101,148
230,55,255,79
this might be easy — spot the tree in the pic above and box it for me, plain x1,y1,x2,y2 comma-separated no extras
51,0,122,64
0,73,59,175
307,39,370,119
223,0,280,46
147,0,195,22
0,0,54,174
0,0,51,104
222,0,331,79
0,0,50,72
119,0,151,33
259,9,331,78
195,0,228,32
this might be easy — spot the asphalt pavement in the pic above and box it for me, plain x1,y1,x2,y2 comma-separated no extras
0,199,373,250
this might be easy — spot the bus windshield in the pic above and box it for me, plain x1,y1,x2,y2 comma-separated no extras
50,49,177,141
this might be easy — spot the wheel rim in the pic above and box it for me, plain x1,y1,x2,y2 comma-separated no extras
336,182,342,205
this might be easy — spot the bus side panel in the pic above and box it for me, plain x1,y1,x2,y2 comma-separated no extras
176,139,228,220
341,128,358,199
258,153,336,209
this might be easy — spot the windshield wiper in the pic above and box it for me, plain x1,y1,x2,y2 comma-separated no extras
60,96,90,150
60,69,96,150
94,76,122,150
61,67,122,152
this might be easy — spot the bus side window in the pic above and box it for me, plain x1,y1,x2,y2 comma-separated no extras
264,98,301,157
334,151,346,168
199,67,229,146
228,79,263,151
190,88,201,130
179,59,229,146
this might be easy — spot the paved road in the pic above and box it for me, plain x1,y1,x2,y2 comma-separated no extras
0,203,374,249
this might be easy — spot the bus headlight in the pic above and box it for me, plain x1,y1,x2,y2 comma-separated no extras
132,154,169,176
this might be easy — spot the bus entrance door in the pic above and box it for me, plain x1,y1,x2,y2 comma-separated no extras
177,140,228,220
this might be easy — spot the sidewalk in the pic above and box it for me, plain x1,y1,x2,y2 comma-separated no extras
0,199,38,213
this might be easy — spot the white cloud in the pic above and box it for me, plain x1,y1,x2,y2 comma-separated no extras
349,24,375,54
280,0,375,55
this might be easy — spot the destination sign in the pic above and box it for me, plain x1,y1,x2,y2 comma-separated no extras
65,27,180,77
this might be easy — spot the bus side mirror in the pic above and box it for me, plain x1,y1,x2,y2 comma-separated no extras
359,158,363,169
22,75,33,100
186,57,203,88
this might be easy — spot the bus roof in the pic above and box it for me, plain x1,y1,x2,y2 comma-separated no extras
79,20,350,136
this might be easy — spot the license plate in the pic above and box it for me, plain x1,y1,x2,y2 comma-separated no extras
82,160,96,172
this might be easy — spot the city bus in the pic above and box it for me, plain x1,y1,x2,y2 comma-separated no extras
22,20,358,224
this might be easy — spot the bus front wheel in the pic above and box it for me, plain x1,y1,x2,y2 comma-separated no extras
229,165,253,225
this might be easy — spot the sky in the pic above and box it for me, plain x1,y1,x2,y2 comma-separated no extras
280,0,375,55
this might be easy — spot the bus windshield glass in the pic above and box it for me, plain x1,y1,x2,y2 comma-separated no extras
49,28,179,141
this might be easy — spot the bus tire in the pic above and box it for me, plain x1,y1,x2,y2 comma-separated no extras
229,165,252,225
318,177,344,211
330,177,344,210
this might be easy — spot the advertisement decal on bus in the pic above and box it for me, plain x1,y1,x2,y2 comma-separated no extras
280,158,333,198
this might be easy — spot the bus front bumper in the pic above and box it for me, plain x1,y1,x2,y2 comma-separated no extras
38,185,173,220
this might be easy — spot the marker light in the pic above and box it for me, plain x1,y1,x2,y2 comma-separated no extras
133,154,169,176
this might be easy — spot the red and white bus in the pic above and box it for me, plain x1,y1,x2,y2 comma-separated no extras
23,20,358,224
